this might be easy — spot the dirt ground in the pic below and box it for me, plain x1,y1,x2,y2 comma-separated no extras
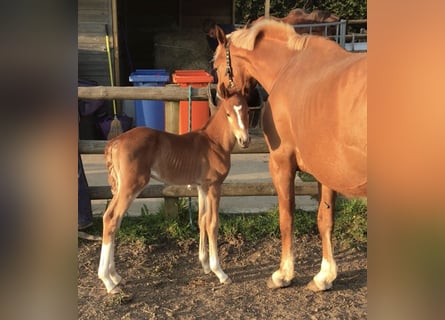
78,234,367,319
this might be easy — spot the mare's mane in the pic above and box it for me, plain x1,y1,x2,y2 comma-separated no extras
230,19,309,51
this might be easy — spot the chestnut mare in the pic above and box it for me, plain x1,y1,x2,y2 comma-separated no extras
98,84,250,294
213,20,366,291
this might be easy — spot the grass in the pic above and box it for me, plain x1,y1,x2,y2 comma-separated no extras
86,197,367,249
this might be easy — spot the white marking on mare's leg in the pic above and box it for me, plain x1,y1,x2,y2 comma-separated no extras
312,258,338,290
269,254,294,288
234,104,245,129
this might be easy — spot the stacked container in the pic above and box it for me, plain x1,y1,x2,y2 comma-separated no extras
129,69,170,131
172,70,213,134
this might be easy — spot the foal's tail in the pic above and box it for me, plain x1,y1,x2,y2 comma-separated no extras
104,140,120,195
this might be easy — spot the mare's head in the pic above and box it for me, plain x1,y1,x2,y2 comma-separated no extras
213,25,258,101
218,82,250,148
213,20,307,95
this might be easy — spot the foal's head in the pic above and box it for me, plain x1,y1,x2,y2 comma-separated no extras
218,83,250,148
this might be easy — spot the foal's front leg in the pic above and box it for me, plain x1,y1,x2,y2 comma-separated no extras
197,186,210,274
206,184,231,284
307,183,338,291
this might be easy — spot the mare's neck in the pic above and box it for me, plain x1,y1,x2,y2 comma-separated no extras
234,38,295,93
202,104,235,152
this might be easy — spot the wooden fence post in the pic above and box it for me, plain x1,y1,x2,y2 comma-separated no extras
164,84,180,134
164,197,180,219
164,84,180,217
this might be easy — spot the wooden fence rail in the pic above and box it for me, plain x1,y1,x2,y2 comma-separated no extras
88,182,318,201
78,85,211,101
79,85,319,216
79,134,269,154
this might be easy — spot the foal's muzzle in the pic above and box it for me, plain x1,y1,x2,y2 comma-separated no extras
237,133,251,149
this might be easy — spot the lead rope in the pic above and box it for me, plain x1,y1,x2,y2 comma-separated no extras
187,85,194,229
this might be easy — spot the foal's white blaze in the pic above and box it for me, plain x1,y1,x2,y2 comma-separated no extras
233,104,245,129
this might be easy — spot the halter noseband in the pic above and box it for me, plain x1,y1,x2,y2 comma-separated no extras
225,43,235,89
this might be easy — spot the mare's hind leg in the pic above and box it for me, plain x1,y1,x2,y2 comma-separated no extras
206,184,230,284
307,183,338,291
267,151,297,289
197,186,210,274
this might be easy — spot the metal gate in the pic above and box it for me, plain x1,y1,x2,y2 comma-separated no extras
235,19,367,52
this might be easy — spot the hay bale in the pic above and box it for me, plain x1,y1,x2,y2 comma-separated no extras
153,29,212,73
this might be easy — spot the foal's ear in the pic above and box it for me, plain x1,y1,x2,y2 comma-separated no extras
218,82,229,99
215,25,227,46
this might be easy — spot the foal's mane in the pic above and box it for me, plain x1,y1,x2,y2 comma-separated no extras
230,19,309,51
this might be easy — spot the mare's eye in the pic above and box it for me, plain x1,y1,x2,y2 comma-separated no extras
226,113,231,117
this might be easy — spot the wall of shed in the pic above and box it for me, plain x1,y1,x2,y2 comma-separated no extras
78,0,113,86
78,0,233,86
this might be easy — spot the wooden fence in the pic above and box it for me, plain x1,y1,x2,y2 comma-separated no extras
78,85,318,217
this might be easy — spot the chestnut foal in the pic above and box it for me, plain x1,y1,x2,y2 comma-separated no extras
98,84,250,294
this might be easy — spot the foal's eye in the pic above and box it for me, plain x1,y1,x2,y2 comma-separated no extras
226,113,231,117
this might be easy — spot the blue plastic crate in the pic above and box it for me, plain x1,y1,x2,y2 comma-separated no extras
129,69,170,131
129,69,170,84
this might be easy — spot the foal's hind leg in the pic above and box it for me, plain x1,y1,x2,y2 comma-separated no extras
98,194,132,293
307,183,338,291
98,187,146,293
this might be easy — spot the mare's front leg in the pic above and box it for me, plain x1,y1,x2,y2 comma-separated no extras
206,184,231,284
197,186,210,274
267,150,297,289
307,183,338,291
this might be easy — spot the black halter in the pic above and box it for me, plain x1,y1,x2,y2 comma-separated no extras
225,43,235,89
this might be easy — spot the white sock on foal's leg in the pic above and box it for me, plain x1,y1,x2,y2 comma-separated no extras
98,242,121,293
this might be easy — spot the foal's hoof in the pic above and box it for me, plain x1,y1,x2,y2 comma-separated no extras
107,290,133,304
266,276,291,289
222,277,232,285
203,267,211,275
108,286,123,295
306,279,332,292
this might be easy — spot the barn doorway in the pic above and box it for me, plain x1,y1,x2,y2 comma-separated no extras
116,0,233,85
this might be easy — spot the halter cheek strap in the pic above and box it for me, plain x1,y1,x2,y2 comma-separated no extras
225,44,235,89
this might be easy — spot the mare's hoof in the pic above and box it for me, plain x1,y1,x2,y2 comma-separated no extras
306,279,331,292
266,276,291,289
222,277,232,285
